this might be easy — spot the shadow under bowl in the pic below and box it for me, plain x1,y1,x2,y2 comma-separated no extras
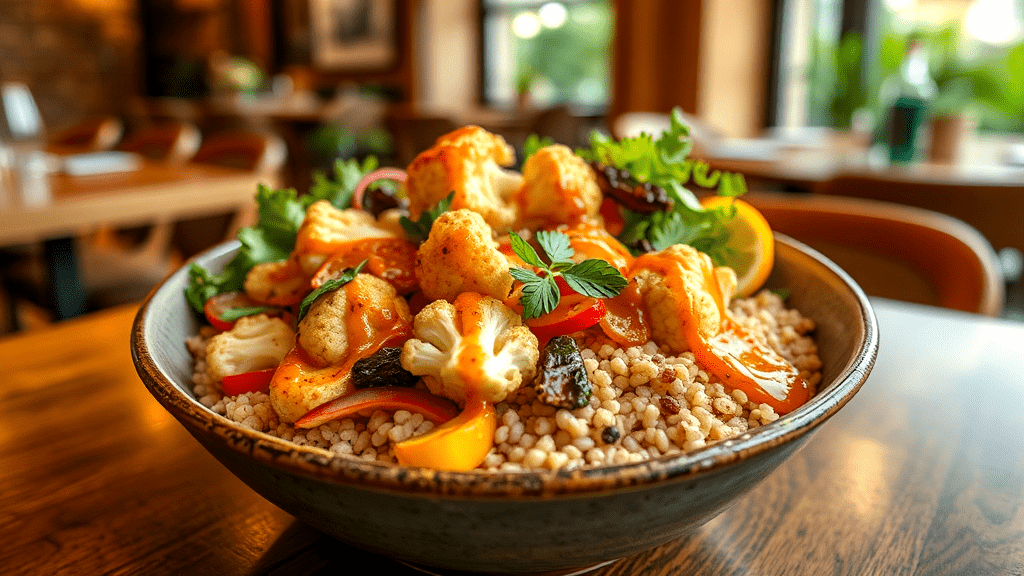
131,234,878,574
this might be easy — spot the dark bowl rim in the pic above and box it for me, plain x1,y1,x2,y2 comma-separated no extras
131,233,878,498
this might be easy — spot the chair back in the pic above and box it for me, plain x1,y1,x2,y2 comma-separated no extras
386,113,459,166
117,121,202,163
49,117,124,151
821,174,1024,258
171,131,286,259
192,130,287,173
744,192,1005,316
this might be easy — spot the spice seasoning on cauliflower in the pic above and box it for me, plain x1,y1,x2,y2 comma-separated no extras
401,293,539,405
295,200,398,275
271,273,413,424
415,209,513,302
405,125,522,230
631,244,735,353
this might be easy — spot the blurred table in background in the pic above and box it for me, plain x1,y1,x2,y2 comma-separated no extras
0,158,272,323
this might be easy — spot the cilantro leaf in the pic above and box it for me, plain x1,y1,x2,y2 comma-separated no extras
519,274,559,320
507,229,627,319
535,230,574,263
298,260,367,321
399,192,454,242
562,259,629,298
508,230,544,268
307,157,379,209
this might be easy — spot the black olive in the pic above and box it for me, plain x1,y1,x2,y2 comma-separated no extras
351,347,418,388
534,336,591,410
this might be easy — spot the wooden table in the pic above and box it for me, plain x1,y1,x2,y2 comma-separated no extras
0,159,270,246
2,299,1023,575
0,159,272,321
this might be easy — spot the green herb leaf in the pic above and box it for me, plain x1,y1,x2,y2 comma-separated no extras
562,259,629,298
218,306,273,322
576,107,748,259
399,191,454,242
307,157,379,209
298,260,367,321
508,230,545,268
535,230,574,263
519,274,560,320
508,229,627,319
509,266,543,284
522,133,554,162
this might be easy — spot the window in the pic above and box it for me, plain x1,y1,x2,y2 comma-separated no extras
774,0,1024,133
480,0,612,111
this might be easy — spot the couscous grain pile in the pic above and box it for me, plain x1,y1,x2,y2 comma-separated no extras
187,290,821,471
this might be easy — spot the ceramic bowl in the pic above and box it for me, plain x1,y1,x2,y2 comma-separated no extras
131,234,878,574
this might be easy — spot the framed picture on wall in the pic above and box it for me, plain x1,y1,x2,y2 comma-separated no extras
309,0,397,71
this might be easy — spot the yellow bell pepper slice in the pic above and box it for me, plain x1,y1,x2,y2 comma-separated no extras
394,396,496,471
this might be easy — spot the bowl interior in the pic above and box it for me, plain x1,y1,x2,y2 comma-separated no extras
132,234,877,494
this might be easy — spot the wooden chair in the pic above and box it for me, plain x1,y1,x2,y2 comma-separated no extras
117,121,202,163
49,116,124,151
108,122,204,247
169,131,287,260
819,174,1024,258
386,113,459,166
743,191,1005,316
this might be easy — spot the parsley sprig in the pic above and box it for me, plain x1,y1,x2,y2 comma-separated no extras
508,230,627,320
576,107,747,264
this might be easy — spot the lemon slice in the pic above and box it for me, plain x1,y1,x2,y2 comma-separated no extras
701,196,774,297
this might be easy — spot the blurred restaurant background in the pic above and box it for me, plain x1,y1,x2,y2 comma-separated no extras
0,0,1022,334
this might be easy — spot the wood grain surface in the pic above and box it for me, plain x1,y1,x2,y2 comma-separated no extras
1,300,1022,576
0,160,272,245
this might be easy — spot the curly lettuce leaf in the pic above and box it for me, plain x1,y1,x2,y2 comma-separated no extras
576,107,746,264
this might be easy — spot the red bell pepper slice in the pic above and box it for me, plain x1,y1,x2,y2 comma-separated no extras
526,293,606,343
221,368,276,396
295,387,460,429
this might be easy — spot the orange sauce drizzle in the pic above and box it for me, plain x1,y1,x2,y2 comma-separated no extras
630,253,808,415
454,292,486,394
272,277,412,404
598,281,649,347
311,237,418,295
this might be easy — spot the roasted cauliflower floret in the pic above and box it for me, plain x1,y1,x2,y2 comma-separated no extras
271,274,413,424
401,293,539,405
516,144,602,227
294,200,398,275
416,209,513,302
206,314,295,384
630,244,737,354
296,273,412,367
244,257,308,306
405,125,523,230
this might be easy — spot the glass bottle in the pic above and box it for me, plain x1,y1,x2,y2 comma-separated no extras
886,38,937,163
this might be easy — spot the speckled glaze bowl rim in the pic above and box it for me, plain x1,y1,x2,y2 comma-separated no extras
131,233,878,498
